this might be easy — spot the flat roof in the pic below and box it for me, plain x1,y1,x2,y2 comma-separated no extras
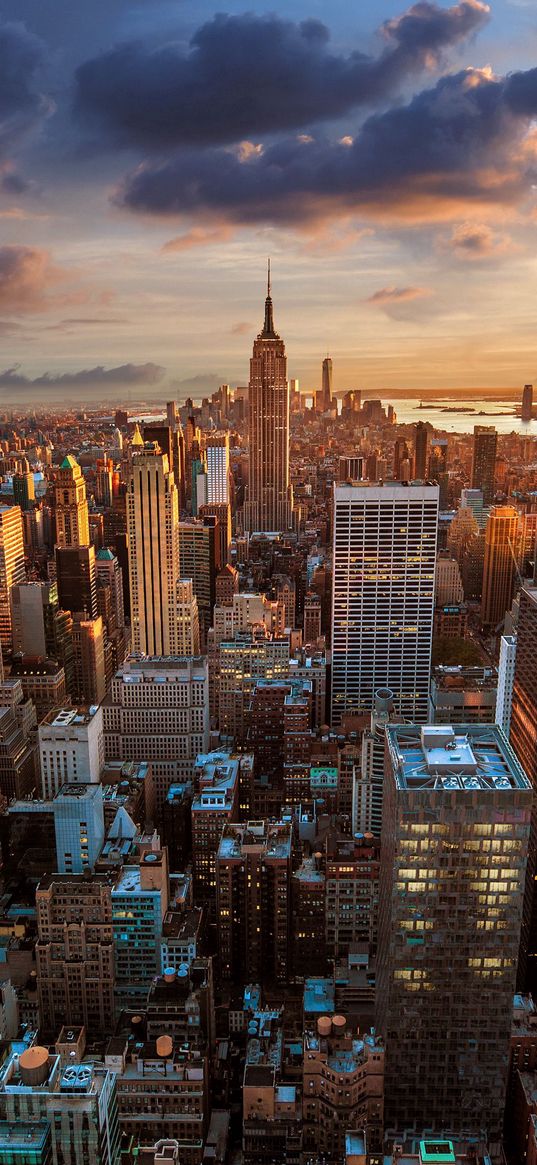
387,723,532,793
0,1121,50,1150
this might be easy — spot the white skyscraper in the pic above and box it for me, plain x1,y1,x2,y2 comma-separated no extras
496,632,517,736
127,444,180,655
206,433,230,504
331,482,438,725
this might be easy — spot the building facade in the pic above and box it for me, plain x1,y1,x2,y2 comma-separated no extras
331,482,438,726
377,722,532,1156
244,268,293,533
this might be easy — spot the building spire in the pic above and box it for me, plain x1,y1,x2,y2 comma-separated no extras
261,258,277,338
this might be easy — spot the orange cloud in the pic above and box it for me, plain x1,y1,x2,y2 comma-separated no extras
161,225,233,253
447,221,515,259
366,285,431,306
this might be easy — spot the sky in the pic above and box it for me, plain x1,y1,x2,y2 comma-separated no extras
1,0,537,402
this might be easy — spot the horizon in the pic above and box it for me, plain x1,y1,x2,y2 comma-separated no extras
1,0,537,397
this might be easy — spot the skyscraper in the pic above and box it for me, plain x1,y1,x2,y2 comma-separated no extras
331,482,438,725
480,504,519,629
0,504,25,654
244,264,293,533
55,544,97,618
496,632,517,736
127,443,180,655
12,471,35,511
510,583,537,992
414,420,428,479
36,873,115,1037
205,433,230,504
321,355,333,411
53,455,90,548
472,425,498,505
377,722,531,1156
522,382,533,422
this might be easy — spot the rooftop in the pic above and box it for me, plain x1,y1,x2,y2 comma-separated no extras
387,723,532,793
432,666,498,692
42,706,100,729
0,1121,50,1151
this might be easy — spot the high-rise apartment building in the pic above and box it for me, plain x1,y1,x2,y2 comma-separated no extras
55,544,97,618
11,582,72,677
0,1047,120,1165
176,578,201,655
53,455,90,548
71,613,107,704
112,845,169,1005
179,518,220,647
39,705,104,800
331,482,438,726
12,470,35,511
414,421,428,479
217,820,292,983
0,504,25,653
127,444,180,655
96,547,125,633
472,425,498,505
191,751,240,903
481,504,519,628
434,550,464,606
496,633,517,736
244,266,293,533
325,834,380,958
355,687,402,837
198,501,231,567
377,722,531,1155
53,782,105,874
216,630,290,743
205,433,230,504
102,656,209,814
36,872,116,1037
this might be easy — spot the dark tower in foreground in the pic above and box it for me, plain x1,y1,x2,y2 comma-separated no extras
472,425,497,505
321,355,333,411
414,420,428,479
377,722,531,1159
244,262,293,533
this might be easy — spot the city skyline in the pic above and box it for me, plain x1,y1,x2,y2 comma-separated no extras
2,0,537,399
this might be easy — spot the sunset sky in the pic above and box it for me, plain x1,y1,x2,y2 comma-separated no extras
1,0,537,401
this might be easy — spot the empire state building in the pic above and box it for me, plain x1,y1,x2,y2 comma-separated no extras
244,265,293,533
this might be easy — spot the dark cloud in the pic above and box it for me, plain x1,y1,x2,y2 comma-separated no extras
115,67,535,226
0,20,50,159
74,3,490,150
0,362,165,388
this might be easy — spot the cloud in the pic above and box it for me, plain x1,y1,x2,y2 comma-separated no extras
366,285,431,304
231,321,253,336
0,245,113,315
0,20,51,160
0,362,165,389
447,221,514,258
366,285,434,319
115,67,537,228
0,206,47,220
74,3,490,151
161,225,233,253
0,246,67,313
